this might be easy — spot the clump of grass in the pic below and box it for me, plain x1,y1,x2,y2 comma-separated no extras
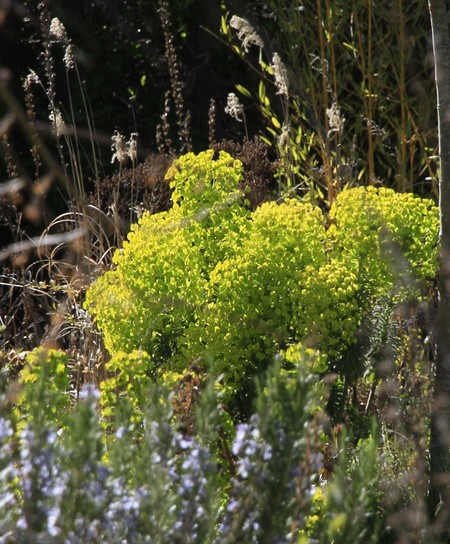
221,0,436,200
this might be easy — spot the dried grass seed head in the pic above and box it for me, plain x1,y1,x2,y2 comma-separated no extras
230,15,263,52
225,92,244,122
63,44,75,70
49,17,67,42
272,53,289,97
278,124,290,149
23,70,41,91
49,108,66,137
49,17,74,70
111,130,128,165
127,133,138,163
326,102,345,135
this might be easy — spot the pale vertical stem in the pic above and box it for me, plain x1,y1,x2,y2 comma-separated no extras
398,0,408,191
325,0,343,193
325,0,337,98
428,0,450,532
316,0,333,204
353,7,373,184
366,0,374,183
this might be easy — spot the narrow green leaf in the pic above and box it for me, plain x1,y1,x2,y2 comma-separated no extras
235,84,252,98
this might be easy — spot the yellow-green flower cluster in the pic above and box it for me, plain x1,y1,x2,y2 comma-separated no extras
296,258,362,357
169,149,245,216
85,152,439,405
182,199,328,385
100,350,154,423
14,348,71,430
328,186,439,294
85,151,249,362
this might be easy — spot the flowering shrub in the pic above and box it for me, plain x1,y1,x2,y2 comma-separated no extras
85,151,439,414
1,343,391,543
182,199,329,390
85,150,249,362
328,186,439,293
99,350,154,424
0,343,396,542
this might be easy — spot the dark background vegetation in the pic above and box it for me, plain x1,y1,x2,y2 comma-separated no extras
0,0,264,168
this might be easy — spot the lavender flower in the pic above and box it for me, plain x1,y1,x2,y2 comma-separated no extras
79,383,101,403
15,426,60,535
104,480,141,540
115,426,127,439
0,416,18,533
232,415,272,479
0,417,13,441
172,437,215,542
216,415,274,541
218,498,261,543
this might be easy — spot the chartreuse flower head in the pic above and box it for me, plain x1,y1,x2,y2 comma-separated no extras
85,152,439,417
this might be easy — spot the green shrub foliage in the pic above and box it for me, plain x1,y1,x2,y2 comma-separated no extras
14,348,71,430
85,151,439,401
100,350,155,424
85,150,248,363
328,186,438,291
3,345,378,543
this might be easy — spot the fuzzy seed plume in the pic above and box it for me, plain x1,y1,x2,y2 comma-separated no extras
272,53,289,97
49,17,67,42
230,15,263,52
224,92,244,122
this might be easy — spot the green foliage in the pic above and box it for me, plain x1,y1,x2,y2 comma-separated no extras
0,338,431,541
100,350,155,424
223,1,434,195
182,199,329,389
85,150,248,362
317,426,385,544
0,344,333,542
85,152,439,416
217,346,326,541
55,388,107,536
329,186,439,290
14,348,71,429
168,149,246,217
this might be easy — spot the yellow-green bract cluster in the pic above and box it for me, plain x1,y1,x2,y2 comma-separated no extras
14,348,71,430
84,150,439,397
